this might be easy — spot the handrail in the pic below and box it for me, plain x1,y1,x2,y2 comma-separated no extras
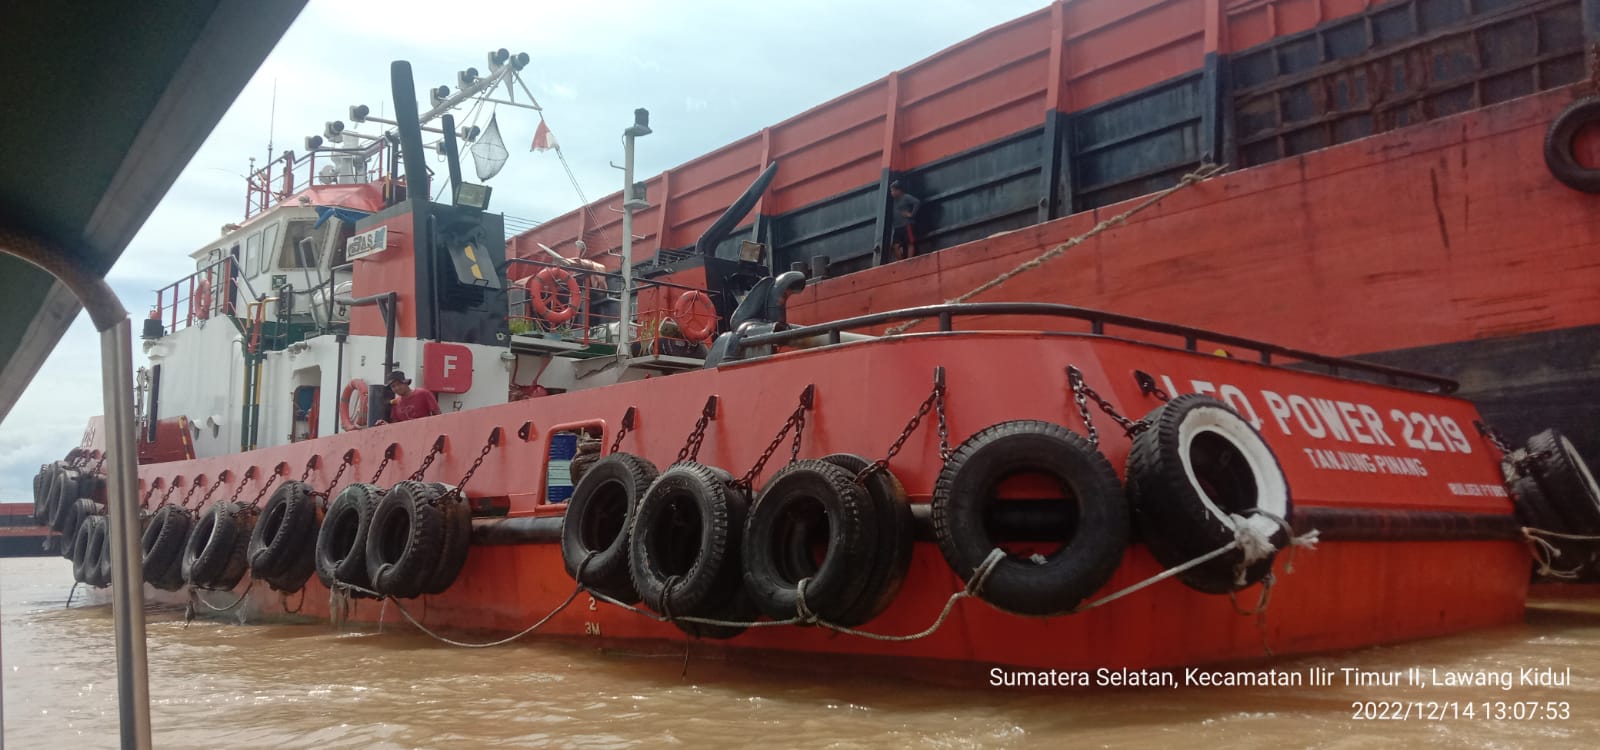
732,302,1459,394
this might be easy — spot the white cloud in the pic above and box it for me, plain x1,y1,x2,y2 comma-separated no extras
0,0,1048,498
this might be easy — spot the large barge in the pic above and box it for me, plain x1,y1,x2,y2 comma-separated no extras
27,0,1600,679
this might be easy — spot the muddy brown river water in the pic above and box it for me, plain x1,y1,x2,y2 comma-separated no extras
4,557,1600,748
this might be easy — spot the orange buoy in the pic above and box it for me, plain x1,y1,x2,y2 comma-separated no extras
673,290,718,343
340,379,369,431
529,267,581,324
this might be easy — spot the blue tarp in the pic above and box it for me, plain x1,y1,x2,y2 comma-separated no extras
313,206,371,229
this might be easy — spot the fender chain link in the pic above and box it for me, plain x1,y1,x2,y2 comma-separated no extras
737,386,815,490
857,369,949,484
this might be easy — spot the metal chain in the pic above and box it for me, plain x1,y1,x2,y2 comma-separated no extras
369,452,393,484
298,457,318,484
159,480,181,508
609,407,635,454
857,375,948,484
182,476,215,510
738,388,814,489
676,399,717,463
408,437,446,482
140,484,159,509
92,455,106,475
320,453,354,498
446,430,500,502
1474,420,1515,455
248,471,281,509
1066,365,1147,448
227,470,252,505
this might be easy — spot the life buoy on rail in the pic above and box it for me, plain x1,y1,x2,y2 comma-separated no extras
182,501,255,590
340,379,369,431
628,462,750,623
191,278,212,321
932,420,1130,616
142,504,191,591
315,483,383,595
1524,429,1600,535
1545,97,1600,193
818,453,914,626
365,481,448,599
248,481,319,592
1126,394,1292,595
529,267,581,324
560,452,660,604
672,290,718,343
742,459,877,624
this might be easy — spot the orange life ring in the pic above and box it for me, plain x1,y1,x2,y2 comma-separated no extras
190,278,212,321
672,290,718,343
340,379,369,431
529,267,581,324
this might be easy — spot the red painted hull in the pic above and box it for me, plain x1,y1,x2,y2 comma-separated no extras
108,333,1529,673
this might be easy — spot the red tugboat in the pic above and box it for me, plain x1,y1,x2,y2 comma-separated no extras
29,3,1600,679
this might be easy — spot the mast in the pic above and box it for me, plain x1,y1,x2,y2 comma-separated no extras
618,108,651,355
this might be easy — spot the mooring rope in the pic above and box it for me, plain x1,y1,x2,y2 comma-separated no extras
1521,526,1600,579
882,162,1227,336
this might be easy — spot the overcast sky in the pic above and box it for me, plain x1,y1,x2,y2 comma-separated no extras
0,0,1046,500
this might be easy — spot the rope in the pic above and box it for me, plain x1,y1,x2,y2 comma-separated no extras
193,579,255,613
64,581,81,609
1522,527,1595,579
882,162,1227,336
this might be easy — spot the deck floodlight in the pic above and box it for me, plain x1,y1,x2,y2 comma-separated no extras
458,67,479,88
430,84,451,107
488,48,511,69
512,52,529,70
304,135,324,151
349,104,370,123
323,120,345,143
626,108,651,138
460,125,481,143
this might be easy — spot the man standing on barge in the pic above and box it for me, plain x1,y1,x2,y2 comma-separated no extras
385,370,440,423
889,181,922,261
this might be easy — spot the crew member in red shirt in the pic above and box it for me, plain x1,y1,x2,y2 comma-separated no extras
384,370,440,423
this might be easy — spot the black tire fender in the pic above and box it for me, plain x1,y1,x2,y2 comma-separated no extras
365,481,447,599
183,501,254,590
71,514,100,584
1525,429,1600,535
932,420,1130,616
742,459,877,623
248,481,318,583
819,453,915,627
46,468,80,532
1127,394,1292,594
1545,97,1600,193
560,453,659,604
142,504,192,591
421,483,472,595
60,498,102,560
316,483,382,593
628,462,749,618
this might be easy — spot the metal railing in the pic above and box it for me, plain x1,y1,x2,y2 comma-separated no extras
730,302,1460,394
152,256,241,335
504,258,722,357
243,140,392,221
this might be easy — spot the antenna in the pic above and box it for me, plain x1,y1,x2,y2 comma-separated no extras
267,78,278,166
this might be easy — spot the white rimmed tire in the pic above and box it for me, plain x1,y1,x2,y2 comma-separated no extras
1525,429,1600,535
1126,394,1292,594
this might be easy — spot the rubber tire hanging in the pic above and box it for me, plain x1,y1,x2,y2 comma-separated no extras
818,453,915,626
1524,429,1600,535
628,462,750,623
932,420,1130,617
365,481,448,599
742,459,877,624
248,480,320,592
1545,97,1600,193
560,453,660,604
420,482,473,595
316,483,383,594
142,504,192,591
1126,394,1292,595
182,501,255,590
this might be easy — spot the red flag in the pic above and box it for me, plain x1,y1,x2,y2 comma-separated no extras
531,120,558,152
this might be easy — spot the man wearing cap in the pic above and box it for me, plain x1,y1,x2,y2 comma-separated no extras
384,370,440,423
889,181,922,261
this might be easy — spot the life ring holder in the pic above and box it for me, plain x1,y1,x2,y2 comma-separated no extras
190,277,212,321
529,267,582,325
672,290,718,343
1545,96,1600,193
340,379,369,431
